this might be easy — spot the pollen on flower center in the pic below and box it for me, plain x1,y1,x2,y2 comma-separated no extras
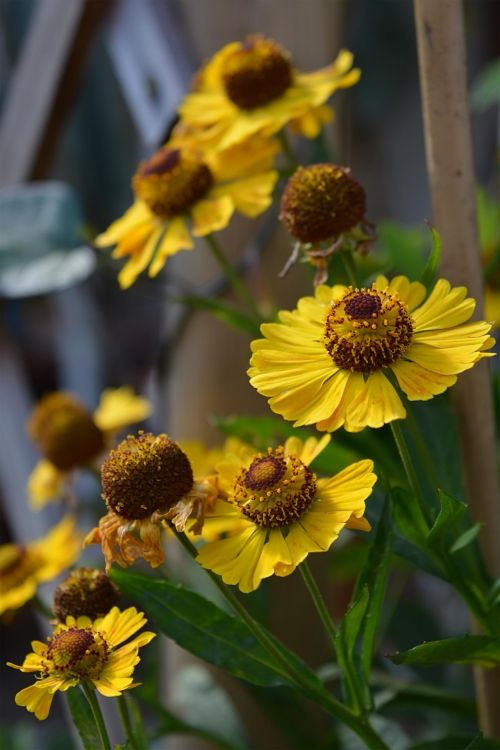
244,455,286,489
47,628,108,679
133,146,213,218
221,35,293,109
280,164,366,244
28,393,104,471
324,286,414,373
234,447,316,528
101,432,194,520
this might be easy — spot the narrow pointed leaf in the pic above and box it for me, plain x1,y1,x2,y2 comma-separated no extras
111,569,322,692
420,223,442,289
66,687,102,750
426,490,467,548
389,634,500,668
450,523,483,554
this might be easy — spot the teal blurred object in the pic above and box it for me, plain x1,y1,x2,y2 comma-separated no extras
0,181,96,298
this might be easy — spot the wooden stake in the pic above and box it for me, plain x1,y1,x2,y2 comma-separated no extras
414,0,500,737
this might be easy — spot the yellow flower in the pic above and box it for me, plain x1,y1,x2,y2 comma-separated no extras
94,137,279,289
249,275,494,433
84,432,218,570
196,435,374,592
178,35,360,151
8,606,155,719
0,517,80,616
27,387,151,510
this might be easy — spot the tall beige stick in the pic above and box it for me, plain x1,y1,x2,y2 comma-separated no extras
414,0,500,737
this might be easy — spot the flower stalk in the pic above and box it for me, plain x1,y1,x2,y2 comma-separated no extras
81,683,112,750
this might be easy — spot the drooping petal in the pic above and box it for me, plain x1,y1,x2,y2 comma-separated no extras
191,196,234,237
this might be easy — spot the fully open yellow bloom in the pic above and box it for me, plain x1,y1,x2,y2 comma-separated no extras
179,36,360,151
94,137,278,289
249,276,494,433
28,387,151,509
0,517,80,616
8,606,155,719
196,435,375,592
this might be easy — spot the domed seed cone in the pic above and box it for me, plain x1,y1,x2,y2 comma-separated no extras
101,432,194,520
28,393,104,470
280,164,366,244
53,568,120,621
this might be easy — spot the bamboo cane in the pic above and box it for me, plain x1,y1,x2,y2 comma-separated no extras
414,0,500,737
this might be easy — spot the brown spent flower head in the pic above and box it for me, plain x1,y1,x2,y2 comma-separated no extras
101,432,194,521
53,568,120,622
132,146,213,218
280,164,366,244
28,393,104,471
221,35,293,109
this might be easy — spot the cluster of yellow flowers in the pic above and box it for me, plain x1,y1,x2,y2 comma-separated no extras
5,34,495,727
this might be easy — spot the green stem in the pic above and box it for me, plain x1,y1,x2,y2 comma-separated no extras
117,694,139,750
300,562,368,716
404,405,440,491
390,420,433,527
205,234,261,322
172,529,389,750
278,130,298,170
81,683,112,750
339,251,360,288
300,562,338,648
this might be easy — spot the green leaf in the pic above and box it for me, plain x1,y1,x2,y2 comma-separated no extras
177,295,261,337
389,634,500,668
66,687,102,750
123,694,149,750
470,58,500,112
335,588,370,711
450,523,483,554
426,490,467,548
111,569,323,693
419,223,442,289
355,495,393,685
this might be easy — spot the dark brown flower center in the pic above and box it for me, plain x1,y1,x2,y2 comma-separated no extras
233,447,316,528
324,286,414,372
47,627,108,679
133,147,213,218
54,568,120,622
221,35,293,109
28,393,104,471
101,432,194,520
280,164,366,244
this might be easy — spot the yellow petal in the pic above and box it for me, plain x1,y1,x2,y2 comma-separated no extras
392,359,457,400
98,606,149,648
94,201,152,247
191,196,234,237
118,226,163,289
148,216,194,277
15,683,54,720
211,171,278,218
27,461,64,510
344,371,406,431
93,387,152,433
